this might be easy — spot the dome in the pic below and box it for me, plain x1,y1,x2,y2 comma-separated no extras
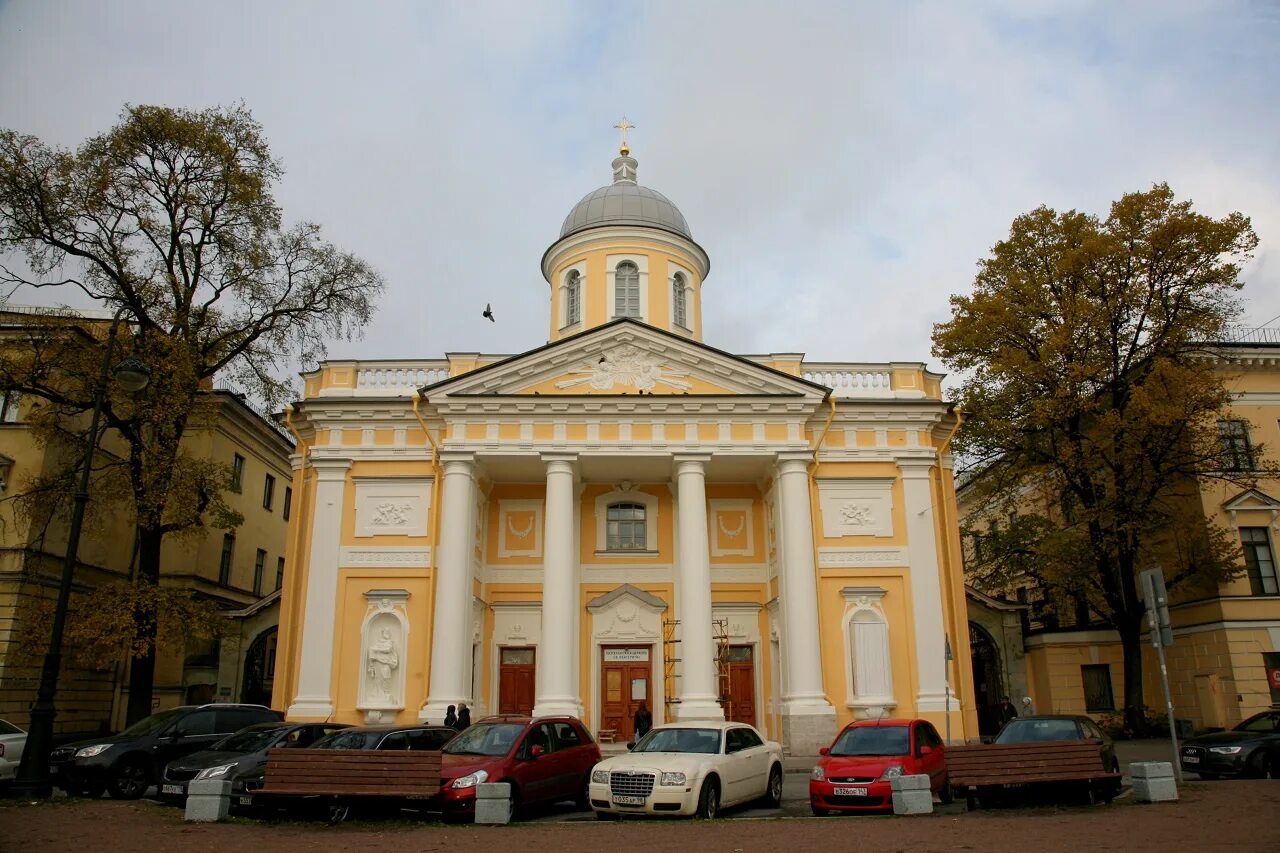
558,153,692,240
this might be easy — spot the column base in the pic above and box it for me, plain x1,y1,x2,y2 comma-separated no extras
531,697,583,719
673,697,726,722
782,696,837,756
914,691,952,713
420,697,470,726
286,698,335,720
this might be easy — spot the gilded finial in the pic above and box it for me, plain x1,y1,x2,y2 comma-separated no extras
614,117,635,155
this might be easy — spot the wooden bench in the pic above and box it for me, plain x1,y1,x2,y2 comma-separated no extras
251,749,442,819
597,729,617,744
946,741,1122,809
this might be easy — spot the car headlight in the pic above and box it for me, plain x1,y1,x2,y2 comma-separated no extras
660,771,686,786
195,763,238,780
1208,746,1243,755
810,765,826,781
450,769,490,789
591,769,609,784
878,764,904,781
74,744,112,759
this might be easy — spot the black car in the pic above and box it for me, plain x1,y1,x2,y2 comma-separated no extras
310,724,458,751
49,703,283,799
994,714,1119,773
159,722,349,803
1180,710,1280,778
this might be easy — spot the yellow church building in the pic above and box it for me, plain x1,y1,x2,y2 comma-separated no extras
273,141,977,753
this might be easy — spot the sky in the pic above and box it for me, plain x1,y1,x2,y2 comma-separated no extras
1,0,1278,384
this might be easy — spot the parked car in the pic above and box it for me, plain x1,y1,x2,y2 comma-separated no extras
1180,709,1280,779
48,704,283,799
0,718,27,783
309,724,457,752
993,715,1118,774
438,715,602,822
588,720,783,820
159,722,349,803
809,719,950,815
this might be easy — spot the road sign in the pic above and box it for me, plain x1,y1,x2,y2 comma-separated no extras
1140,567,1174,647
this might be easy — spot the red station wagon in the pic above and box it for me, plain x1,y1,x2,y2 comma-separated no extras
809,719,951,814
437,715,601,821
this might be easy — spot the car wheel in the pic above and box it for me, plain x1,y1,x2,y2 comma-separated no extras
107,758,150,800
938,777,954,805
763,765,783,808
811,806,829,817
575,774,591,810
695,777,720,820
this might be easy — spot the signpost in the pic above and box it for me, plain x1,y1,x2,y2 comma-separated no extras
944,635,954,745
1140,567,1181,782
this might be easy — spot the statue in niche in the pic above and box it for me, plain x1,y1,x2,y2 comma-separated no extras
366,627,400,703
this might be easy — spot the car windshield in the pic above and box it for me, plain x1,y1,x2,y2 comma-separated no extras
829,726,909,757
0,719,23,735
442,723,524,757
631,728,722,754
118,708,185,738
1235,713,1280,733
213,726,284,753
996,719,1080,743
311,730,384,750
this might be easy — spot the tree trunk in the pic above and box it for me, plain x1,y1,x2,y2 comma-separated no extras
1119,617,1147,734
124,527,163,725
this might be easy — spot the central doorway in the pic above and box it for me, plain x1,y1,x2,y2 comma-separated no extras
600,645,651,742
498,647,536,715
721,645,757,727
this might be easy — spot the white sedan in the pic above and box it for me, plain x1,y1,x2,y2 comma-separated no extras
0,718,27,782
588,720,783,819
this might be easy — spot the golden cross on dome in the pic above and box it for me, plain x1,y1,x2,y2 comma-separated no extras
614,117,635,155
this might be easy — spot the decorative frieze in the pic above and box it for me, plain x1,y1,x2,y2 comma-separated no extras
354,477,432,538
816,478,895,539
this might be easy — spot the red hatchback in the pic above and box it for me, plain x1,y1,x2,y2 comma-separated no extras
809,719,951,815
437,715,601,821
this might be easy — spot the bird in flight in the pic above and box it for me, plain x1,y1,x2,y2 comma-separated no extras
483,303,495,322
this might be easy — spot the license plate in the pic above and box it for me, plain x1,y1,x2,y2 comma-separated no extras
1182,756,1199,764
161,784,184,795
833,786,868,796
239,796,253,806
612,795,645,806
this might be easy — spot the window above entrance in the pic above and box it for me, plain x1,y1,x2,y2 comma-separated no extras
594,488,659,555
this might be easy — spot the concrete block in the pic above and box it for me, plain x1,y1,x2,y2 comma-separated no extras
1130,761,1175,780
783,710,839,757
474,797,512,824
891,789,934,815
188,779,234,797
890,774,931,792
476,782,511,800
1132,777,1178,803
184,795,230,822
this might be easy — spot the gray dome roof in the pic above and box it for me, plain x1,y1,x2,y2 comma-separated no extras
558,154,692,240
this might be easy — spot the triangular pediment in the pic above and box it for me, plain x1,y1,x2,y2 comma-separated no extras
423,319,828,400
586,583,668,613
1223,488,1280,512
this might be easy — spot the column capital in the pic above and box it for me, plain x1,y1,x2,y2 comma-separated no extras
310,457,352,481
897,458,937,479
540,452,578,476
439,451,476,477
672,452,711,477
775,450,813,475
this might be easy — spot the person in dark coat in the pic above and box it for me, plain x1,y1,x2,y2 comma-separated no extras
633,702,652,739
997,696,1019,727
456,702,471,730
444,704,458,728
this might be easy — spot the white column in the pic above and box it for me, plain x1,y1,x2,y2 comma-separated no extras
776,452,836,752
533,454,583,717
900,460,950,710
421,453,477,723
674,454,724,720
288,458,350,718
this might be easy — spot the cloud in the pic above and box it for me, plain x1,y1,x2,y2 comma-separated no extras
1,0,1276,381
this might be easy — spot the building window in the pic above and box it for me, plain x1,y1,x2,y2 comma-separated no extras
672,273,688,328
606,502,646,551
253,549,267,595
219,533,236,586
1218,420,1254,471
565,270,581,326
1241,527,1278,595
849,610,894,703
263,474,275,510
614,261,640,318
1,390,21,423
283,486,293,521
231,454,245,492
1081,664,1115,711
276,556,285,591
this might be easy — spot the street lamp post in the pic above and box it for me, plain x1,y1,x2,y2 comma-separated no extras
13,306,150,798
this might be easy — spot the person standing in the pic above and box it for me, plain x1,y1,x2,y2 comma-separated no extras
444,704,458,728
997,696,1019,727
456,702,471,730
633,701,652,740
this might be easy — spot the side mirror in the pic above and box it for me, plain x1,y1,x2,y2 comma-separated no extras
818,747,830,756
530,744,545,759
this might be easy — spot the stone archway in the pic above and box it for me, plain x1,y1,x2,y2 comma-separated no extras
969,622,1004,737
241,626,278,707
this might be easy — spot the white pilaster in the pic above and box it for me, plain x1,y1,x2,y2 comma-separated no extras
776,452,836,752
900,461,950,710
674,454,724,720
288,459,351,718
422,453,478,723
533,454,583,717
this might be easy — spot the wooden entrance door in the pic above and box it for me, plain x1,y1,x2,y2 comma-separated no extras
600,646,651,741
498,647,536,715
723,645,756,727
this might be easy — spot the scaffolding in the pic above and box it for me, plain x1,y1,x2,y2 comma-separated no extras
713,617,730,711
662,618,681,716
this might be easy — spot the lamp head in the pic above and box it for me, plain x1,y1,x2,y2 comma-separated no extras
114,357,151,393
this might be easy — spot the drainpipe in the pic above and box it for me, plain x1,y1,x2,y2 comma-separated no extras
411,391,445,711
